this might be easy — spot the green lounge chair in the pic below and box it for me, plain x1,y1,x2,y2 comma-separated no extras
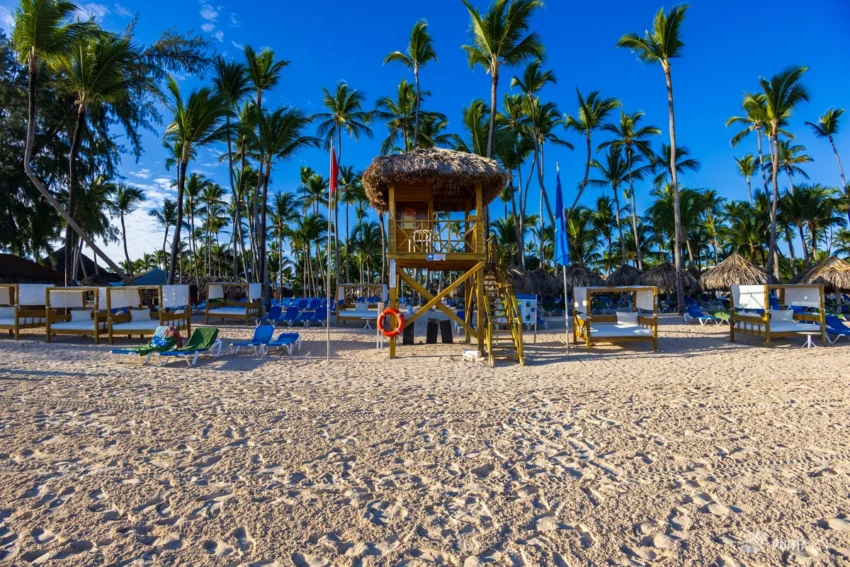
160,327,222,367
110,326,175,364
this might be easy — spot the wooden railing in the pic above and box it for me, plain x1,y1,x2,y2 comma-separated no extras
486,237,525,365
392,220,480,254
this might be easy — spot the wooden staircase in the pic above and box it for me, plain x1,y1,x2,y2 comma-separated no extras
482,239,525,366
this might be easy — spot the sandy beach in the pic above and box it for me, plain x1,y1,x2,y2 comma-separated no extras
0,315,849,566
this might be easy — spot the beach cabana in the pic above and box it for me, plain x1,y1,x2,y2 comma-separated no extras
789,257,850,293
205,283,262,325
106,285,191,344
636,263,699,294
606,265,644,287
699,254,777,291
729,284,825,346
573,286,659,351
46,287,108,343
0,284,54,339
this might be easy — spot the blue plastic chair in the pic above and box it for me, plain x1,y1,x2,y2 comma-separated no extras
230,324,274,355
297,299,309,310
305,309,327,327
265,332,302,355
281,306,299,327
686,305,721,326
825,315,850,344
258,305,282,327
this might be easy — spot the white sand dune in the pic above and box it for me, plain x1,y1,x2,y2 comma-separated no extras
0,314,848,565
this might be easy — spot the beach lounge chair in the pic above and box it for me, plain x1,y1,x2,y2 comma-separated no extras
258,305,283,327
825,315,850,345
265,332,302,355
230,323,274,355
684,305,721,326
159,327,222,366
280,306,299,327
110,326,174,364
302,309,327,327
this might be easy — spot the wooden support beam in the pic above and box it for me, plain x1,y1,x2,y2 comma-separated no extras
398,267,480,337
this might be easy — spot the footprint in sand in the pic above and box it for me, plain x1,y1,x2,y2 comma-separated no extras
291,552,330,567
31,527,56,544
364,500,408,526
203,539,235,556
232,526,255,554
819,516,850,531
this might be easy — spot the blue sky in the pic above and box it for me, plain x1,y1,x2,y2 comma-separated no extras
2,0,849,262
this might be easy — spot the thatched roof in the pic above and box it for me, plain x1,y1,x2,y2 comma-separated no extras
0,254,64,284
699,254,778,291
789,256,850,291
362,148,507,212
636,263,699,293
606,265,644,286
506,267,562,296
562,264,606,288
43,249,122,282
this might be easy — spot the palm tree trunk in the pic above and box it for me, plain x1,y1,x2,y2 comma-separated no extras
487,64,499,159
65,105,86,286
568,131,593,216
746,176,753,207
120,211,133,279
345,198,350,283
829,135,848,193
517,163,526,269
626,146,642,269
612,185,625,265
766,132,781,278
413,65,421,148
663,64,686,313
757,127,769,194
378,212,387,284
162,225,169,272
260,165,272,301
168,159,189,284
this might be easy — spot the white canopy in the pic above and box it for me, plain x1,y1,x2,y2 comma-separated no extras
732,285,766,310
0,286,10,305
161,285,189,308
107,288,141,310
17,284,53,306
784,286,822,308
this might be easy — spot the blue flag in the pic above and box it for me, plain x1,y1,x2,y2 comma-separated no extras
553,170,570,266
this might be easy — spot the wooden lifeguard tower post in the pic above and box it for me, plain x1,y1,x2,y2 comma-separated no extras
362,148,524,365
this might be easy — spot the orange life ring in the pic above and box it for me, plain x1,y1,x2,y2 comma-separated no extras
378,307,405,338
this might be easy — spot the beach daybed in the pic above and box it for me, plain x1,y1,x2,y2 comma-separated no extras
205,283,262,326
0,284,53,339
573,286,659,351
729,284,825,346
106,285,191,344
45,287,108,344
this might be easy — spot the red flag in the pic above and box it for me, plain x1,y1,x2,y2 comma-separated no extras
330,146,339,194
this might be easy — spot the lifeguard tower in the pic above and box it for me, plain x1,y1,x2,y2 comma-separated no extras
362,148,524,365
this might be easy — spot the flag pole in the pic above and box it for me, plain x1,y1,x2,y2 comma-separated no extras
556,161,569,357
326,142,334,363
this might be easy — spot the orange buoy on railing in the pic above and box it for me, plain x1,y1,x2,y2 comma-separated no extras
378,307,405,338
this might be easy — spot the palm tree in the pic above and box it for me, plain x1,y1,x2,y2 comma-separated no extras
563,89,622,215
12,0,130,282
375,80,446,154
768,140,812,195
734,154,758,205
652,143,700,187
588,146,630,265
108,184,146,278
617,4,690,312
200,182,226,277
383,20,437,147
148,198,177,271
314,82,373,164
759,65,809,277
269,191,299,297
598,110,658,268
590,196,616,275
180,173,209,280
163,76,230,284
806,108,847,204
726,93,776,198
212,55,251,277
461,0,544,158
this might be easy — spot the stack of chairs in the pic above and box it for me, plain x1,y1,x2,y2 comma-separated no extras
261,297,329,328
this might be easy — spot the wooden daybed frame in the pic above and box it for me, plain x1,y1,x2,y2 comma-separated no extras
0,284,54,340
106,285,192,344
573,286,659,351
729,284,825,346
205,283,262,326
45,287,107,344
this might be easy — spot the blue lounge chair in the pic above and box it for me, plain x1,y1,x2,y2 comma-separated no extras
308,298,321,311
825,315,850,345
294,311,314,326
685,305,721,325
297,299,309,310
258,305,282,327
265,332,302,355
159,327,222,367
230,324,274,355
536,311,548,329
280,306,299,327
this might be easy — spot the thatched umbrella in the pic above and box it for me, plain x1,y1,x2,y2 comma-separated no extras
789,256,850,292
606,265,643,286
506,267,562,296
362,147,507,212
562,264,606,288
699,254,778,291
637,263,699,293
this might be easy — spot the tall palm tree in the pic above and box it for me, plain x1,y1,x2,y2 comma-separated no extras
163,76,230,284
12,0,130,282
269,191,299,297
374,80,446,154
181,173,209,281
726,93,777,198
806,108,847,204
652,143,700,187
734,154,758,205
590,196,616,275
383,20,437,146
212,55,251,277
563,89,622,215
768,140,812,194
617,4,690,311
148,198,177,271
200,182,226,277
461,0,544,158
108,184,146,278
588,146,630,265
598,110,659,268
759,65,809,277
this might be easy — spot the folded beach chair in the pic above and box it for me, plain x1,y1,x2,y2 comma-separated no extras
110,326,174,364
230,323,274,355
258,305,282,327
159,327,222,367
825,315,850,345
265,332,302,355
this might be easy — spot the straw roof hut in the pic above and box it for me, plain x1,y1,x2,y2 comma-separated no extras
636,263,699,293
362,148,507,212
506,267,562,296
562,264,606,288
789,256,850,292
606,265,643,286
699,253,778,291
0,254,63,284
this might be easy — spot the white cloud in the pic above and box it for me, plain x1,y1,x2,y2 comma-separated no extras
229,13,240,27
0,5,14,34
213,30,224,43
112,3,132,17
198,1,220,22
232,41,244,50
201,23,215,32
129,168,152,180
76,2,110,21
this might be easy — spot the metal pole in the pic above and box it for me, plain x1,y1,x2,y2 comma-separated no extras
327,143,333,362
563,266,570,357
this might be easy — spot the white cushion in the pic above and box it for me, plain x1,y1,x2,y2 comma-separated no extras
130,308,151,322
616,312,639,326
0,307,14,318
0,318,15,327
112,320,159,332
51,321,107,331
771,309,795,322
70,310,93,323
